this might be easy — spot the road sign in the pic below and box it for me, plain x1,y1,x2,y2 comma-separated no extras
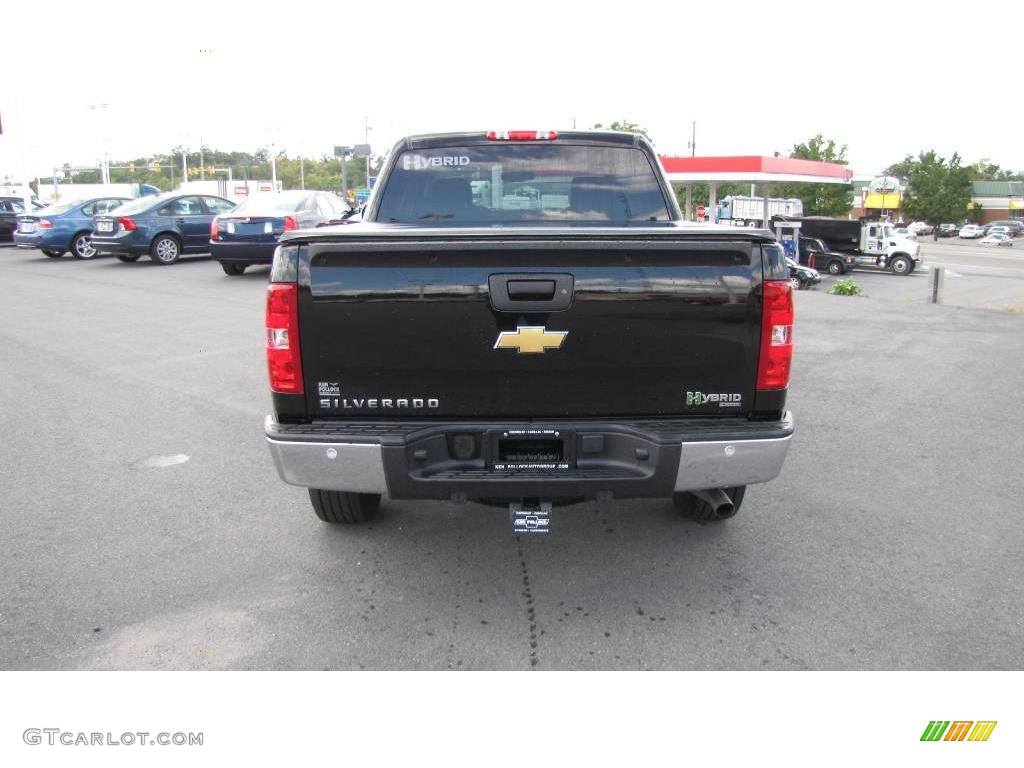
696,204,706,217
353,144,371,158
334,145,352,157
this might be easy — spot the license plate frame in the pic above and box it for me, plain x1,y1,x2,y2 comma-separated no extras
96,220,113,232
488,428,573,471
19,222,37,233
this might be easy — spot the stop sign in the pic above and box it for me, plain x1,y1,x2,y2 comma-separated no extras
696,204,706,220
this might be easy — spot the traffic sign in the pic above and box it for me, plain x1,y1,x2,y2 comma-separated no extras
334,145,352,157
696,204,706,217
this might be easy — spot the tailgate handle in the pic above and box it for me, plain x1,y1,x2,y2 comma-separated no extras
507,280,555,300
489,273,574,312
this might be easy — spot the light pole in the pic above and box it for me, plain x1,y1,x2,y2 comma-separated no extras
363,116,371,187
87,103,110,184
270,142,277,188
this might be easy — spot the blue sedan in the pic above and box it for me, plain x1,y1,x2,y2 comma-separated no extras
14,197,131,258
91,192,236,265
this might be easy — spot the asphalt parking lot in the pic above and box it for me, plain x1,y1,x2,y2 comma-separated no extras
1,243,1023,671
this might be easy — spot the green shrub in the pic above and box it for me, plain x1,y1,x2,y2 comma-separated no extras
827,277,862,296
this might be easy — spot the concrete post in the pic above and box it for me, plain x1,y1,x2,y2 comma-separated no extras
709,182,717,220
929,267,944,304
685,184,692,221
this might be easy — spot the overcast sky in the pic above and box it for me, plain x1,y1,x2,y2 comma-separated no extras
2,0,1020,184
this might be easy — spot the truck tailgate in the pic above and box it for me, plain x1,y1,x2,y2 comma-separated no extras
296,231,763,419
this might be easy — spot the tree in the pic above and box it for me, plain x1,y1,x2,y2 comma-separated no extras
893,150,973,225
776,134,853,216
964,159,1024,182
593,120,650,141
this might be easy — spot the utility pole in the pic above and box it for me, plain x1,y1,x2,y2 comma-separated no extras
181,147,188,186
200,138,205,181
363,116,371,187
688,121,696,157
270,143,277,188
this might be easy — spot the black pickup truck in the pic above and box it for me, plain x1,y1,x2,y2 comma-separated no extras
264,130,794,529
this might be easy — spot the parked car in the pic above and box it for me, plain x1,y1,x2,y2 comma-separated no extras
786,256,820,289
979,233,1014,247
908,221,933,236
210,190,353,275
937,223,959,237
1,196,46,239
13,197,130,258
984,225,1012,238
958,224,986,238
797,236,855,275
893,227,917,241
984,220,1024,236
91,192,236,264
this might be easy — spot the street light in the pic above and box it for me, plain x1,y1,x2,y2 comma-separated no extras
364,116,371,186
87,103,111,184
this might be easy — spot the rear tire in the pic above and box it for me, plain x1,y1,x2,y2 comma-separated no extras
827,259,845,275
42,249,64,258
150,235,181,265
308,489,381,524
116,254,142,262
71,232,97,259
672,486,746,522
220,262,247,276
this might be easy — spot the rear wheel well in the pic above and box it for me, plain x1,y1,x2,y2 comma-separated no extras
69,229,91,249
153,231,182,247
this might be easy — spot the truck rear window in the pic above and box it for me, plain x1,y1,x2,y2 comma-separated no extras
375,144,671,226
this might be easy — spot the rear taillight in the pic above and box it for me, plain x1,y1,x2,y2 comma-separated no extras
486,130,559,141
38,219,53,229
756,281,794,390
118,216,136,232
266,283,303,393
283,215,298,231
210,217,220,240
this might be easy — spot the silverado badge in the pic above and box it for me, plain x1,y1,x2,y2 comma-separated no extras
493,326,568,354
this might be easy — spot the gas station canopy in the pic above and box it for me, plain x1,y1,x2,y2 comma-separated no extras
659,156,854,185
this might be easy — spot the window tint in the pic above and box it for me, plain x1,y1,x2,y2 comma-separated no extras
119,195,167,216
328,193,350,215
203,196,235,214
232,195,304,215
94,199,125,214
316,196,335,216
375,143,671,226
164,196,203,215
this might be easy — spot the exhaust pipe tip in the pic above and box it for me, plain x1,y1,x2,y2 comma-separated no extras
692,488,735,519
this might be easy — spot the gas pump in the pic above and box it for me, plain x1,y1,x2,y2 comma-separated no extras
773,220,802,262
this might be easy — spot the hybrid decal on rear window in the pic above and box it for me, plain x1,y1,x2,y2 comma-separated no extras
686,391,743,408
401,155,471,170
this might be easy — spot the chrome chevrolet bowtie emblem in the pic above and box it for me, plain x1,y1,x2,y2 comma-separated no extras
493,326,568,354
